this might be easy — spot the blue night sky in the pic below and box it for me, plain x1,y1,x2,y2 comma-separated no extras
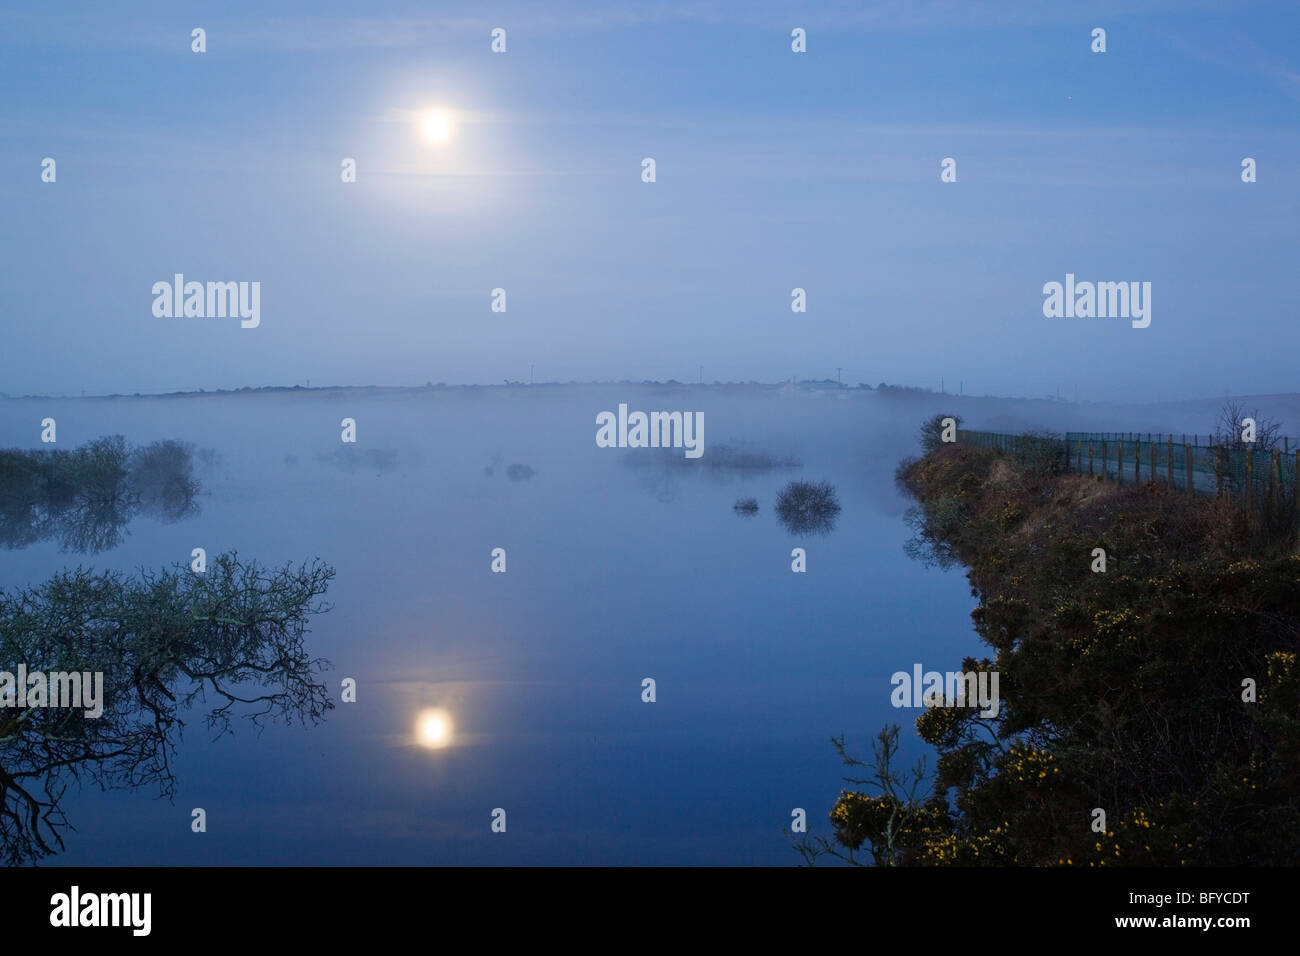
2,0,1297,401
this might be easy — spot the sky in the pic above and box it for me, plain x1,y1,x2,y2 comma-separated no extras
1,0,1297,402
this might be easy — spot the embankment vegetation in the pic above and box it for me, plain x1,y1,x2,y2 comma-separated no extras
802,417,1300,865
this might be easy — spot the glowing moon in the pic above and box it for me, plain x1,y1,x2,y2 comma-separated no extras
415,708,453,748
420,110,454,144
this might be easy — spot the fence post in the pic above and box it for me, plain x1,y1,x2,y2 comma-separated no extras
1150,440,1157,485
1215,446,1224,497
1295,449,1300,549
1271,450,1281,515
1118,440,1124,486
1102,439,1109,482
1134,439,1141,484
1088,439,1094,476
1246,451,1254,511
1166,439,1174,488
1184,442,1193,494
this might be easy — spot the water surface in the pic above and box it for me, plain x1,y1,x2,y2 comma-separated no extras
0,386,978,865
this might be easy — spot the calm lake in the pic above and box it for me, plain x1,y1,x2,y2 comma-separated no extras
0,385,980,865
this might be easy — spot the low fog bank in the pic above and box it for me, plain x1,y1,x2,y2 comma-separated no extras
868,389,1300,444
3,384,1295,474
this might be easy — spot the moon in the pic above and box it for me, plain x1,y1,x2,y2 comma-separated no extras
420,109,454,145
415,708,453,748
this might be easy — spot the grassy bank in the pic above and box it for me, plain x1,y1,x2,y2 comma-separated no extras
818,432,1300,866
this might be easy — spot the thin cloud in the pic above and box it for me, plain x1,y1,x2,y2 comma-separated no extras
0,1,1230,54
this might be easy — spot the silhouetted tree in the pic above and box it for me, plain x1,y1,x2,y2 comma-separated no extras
0,552,335,864
919,413,962,454
1214,400,1282,452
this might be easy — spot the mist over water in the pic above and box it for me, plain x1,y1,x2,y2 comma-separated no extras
0,385,1286,863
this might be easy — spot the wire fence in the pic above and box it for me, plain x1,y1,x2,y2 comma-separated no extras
956,429,1300,518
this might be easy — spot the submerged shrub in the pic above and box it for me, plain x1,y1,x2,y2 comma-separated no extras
775,480,841,534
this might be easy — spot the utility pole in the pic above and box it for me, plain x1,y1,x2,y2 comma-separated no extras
530,364,534,385
836,367,843,385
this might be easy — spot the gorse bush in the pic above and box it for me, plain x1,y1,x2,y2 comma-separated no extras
1011,430,1068,477
803,423,1300,866
919,413,962,454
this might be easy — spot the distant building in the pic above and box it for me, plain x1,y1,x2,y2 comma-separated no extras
797,379,849,391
